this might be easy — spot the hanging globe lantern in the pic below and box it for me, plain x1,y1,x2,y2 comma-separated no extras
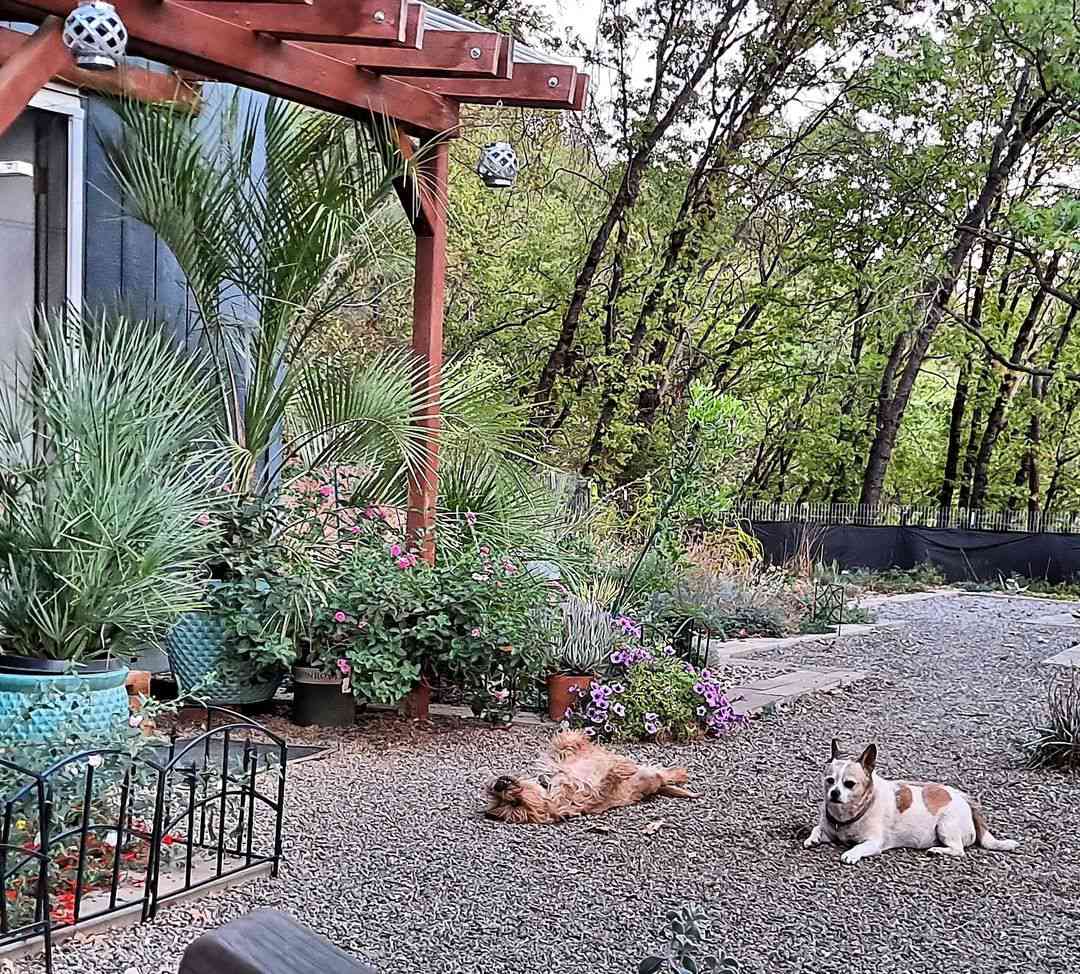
476,142,519,189
62,1,128,71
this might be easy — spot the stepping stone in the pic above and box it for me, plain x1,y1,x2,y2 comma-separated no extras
180,909,378,974
1044,647,1080,667
1031,612,1080,628
730,668,868,716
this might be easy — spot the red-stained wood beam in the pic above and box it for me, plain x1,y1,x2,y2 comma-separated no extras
174,0,416,45
13,0,458,134
406,136,448,563
0,26,202,108
407,62,579,109
571,72,590,110
299,29,504,78
0,17,67,139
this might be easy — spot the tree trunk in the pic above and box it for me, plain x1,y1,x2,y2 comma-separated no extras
858,71,1057,505
940,234,999,507
970,254,1060,508
940,357,972,509
531,17,742,429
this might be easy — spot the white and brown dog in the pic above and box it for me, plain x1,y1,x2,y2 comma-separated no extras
804,739,1019,865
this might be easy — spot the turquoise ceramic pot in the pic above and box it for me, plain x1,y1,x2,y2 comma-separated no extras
165,612,283,706
0,666,130,743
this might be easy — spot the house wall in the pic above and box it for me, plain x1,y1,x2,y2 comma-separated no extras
81,67,268,351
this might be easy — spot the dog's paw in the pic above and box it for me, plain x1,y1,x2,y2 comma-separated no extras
840,850,862,865
802,836,818,849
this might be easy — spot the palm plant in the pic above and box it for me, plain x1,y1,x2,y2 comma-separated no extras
102,95,423,494
0,312,225,662
103,95,559,546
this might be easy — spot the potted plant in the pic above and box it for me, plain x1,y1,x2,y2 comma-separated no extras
546,595,619,721
167,499,310,707
0,313,223,742
291,613,358,728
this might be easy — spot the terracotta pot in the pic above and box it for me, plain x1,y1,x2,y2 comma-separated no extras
401,677,432,720
546,674,593,722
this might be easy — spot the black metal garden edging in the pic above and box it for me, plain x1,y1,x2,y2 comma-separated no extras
0,707,287,973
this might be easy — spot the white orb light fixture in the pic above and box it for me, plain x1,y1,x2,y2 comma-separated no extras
476,141,519,189
62,1,128,71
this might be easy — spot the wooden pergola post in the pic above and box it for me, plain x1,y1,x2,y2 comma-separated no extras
405,138,448,564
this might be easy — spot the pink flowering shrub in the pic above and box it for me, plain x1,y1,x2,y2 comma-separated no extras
306,522,553,705
565,638,745,744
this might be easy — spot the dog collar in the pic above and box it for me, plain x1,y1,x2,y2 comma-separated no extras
826,794,874,830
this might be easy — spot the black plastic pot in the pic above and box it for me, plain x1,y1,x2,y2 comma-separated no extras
0,654,125,675
291,666,356,728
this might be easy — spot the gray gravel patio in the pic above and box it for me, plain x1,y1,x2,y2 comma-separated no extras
17,594,1080,974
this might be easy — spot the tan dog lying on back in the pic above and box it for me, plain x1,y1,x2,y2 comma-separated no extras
804,739,1018,865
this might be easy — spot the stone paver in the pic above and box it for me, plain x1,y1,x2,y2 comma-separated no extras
1043,646,1080,667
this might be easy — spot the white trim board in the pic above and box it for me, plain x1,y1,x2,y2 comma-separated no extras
28,82,84,313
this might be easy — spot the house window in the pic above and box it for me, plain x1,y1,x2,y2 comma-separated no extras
0,84,84,386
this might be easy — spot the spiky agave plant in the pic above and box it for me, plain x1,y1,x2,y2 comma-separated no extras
0,312,225,661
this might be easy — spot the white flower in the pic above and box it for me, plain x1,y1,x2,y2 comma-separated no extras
128,714,144,728
87,754,104,768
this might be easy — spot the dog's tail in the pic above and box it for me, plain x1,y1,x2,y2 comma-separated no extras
972,804,1019,852
658,766,699,799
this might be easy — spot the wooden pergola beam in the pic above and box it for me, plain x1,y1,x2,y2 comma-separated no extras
0,17,67,138
14,0,458,134
407,62,580,109
0,27,201,109
302,29,506,78
174,0,416,45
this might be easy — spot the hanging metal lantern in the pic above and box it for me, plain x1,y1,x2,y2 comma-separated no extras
62,1,128,71
476,141,519,189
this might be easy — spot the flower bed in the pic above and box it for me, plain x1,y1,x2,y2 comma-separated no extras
564,640,745,743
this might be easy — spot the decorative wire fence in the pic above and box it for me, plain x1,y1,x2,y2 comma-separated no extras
0,707,286,974
729,501,1080,535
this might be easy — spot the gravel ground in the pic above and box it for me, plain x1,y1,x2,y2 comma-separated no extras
15,594,1080,974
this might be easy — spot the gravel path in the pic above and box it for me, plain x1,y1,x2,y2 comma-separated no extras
16,594,1080,974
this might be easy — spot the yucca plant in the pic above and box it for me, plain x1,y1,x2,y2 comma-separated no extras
0,312,225,662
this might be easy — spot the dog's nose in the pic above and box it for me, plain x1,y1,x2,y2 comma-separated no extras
493,775,514,792
829,788,841,802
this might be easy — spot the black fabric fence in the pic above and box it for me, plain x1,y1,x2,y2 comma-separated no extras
747,521,1080,583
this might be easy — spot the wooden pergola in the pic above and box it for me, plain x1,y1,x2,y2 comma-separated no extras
0,0,588,557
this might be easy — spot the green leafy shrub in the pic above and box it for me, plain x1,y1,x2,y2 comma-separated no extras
198,494,320,679
638,904,742,974
818,562,945,595
566,641,743,743
310,522,554,705
1024,671,1080,769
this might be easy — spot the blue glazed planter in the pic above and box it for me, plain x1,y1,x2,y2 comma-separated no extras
0,666,130,743
166,612,283,706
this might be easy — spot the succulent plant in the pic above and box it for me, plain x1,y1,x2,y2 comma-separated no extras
638,904,742,974
550,595,617,674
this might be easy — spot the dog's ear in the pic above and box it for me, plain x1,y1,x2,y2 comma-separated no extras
830,738,841,761
858,743,877,775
